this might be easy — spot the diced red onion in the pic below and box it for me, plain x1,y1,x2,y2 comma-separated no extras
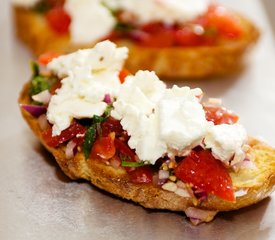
110,157,121,169
193,189,208,201
103,94,112,104
158,170,169,180
38,114,50,131
189,218,202,226
65,140,77,159
241,159,257,169
20,104,47,118
233,158,257,171
153,174,167,186
234,189,248,198
185,207,217,225
129,30,148,42
32,90,52,104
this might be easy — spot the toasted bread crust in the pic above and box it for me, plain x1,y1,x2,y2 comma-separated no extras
19,83,275,213
13,7,260,79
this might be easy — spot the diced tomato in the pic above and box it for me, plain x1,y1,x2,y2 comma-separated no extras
90,133,116,160
175,149,235,202
42,121,86,148
203,4,243,39
114,139,136,162
139,31,175,48
119,68,131,84
38,52,61,66
45,7,71,34
138,23,175,48
128,166,153,184
204,106,239,125
101,117,124,137
175,27,205,47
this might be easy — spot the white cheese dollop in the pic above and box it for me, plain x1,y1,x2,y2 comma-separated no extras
204,124,248,165
12,0,40,7
159,86,209,154
46,41,128,136
111,71,209,164
64,0,116,44
104,0,209,24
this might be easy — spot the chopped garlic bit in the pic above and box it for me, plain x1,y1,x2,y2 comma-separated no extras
162,181,177,192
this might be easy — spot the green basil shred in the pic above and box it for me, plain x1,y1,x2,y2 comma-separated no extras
83,115,108,159
83,126,97,159
121,161,146,168
29,61,50,96
29,61,58,100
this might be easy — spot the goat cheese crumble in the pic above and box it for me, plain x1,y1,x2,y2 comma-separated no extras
112,71,211,164
65,0,116,44
46,41,128,136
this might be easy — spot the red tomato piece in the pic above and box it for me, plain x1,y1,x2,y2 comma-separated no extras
175,27,204,47
38,52,61,66
128,166,153,184
204,106,239,125
42,121,86,148
90,133,116,160
175,149,235,202
204,5,243,39
114,139,136,162
101,117,124,137
138,23,175,48
119,68,131,84
139,31,175,48
45,7,71,34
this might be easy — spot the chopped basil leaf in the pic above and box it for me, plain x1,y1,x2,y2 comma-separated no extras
32,0,51,13
29,75,50,96
92,115,105,124
31,61,40,77
115,22,134,33
121,161,146,167
83,126,96,159
204,27,218,37
103,104,113,117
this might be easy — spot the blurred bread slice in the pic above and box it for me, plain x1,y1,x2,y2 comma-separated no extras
13,7,259,78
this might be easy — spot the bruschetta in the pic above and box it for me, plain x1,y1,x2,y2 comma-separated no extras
19,41,275,225
13,0,260,78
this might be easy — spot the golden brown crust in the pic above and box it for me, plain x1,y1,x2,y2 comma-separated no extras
13,7,260,79
19,83,275,214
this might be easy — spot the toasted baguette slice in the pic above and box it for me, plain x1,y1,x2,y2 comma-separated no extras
19,82,275,221
13,7,260,79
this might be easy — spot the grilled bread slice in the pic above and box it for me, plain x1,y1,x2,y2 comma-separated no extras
13,6,259,78
19,82,275,223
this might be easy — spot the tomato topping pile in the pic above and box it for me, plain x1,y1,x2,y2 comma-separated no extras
43,4,243,47
175,149,235,202
204,106,239,125
45,6,71,34
111,4,243,48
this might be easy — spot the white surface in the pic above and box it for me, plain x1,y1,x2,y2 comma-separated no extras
0,0,275,239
